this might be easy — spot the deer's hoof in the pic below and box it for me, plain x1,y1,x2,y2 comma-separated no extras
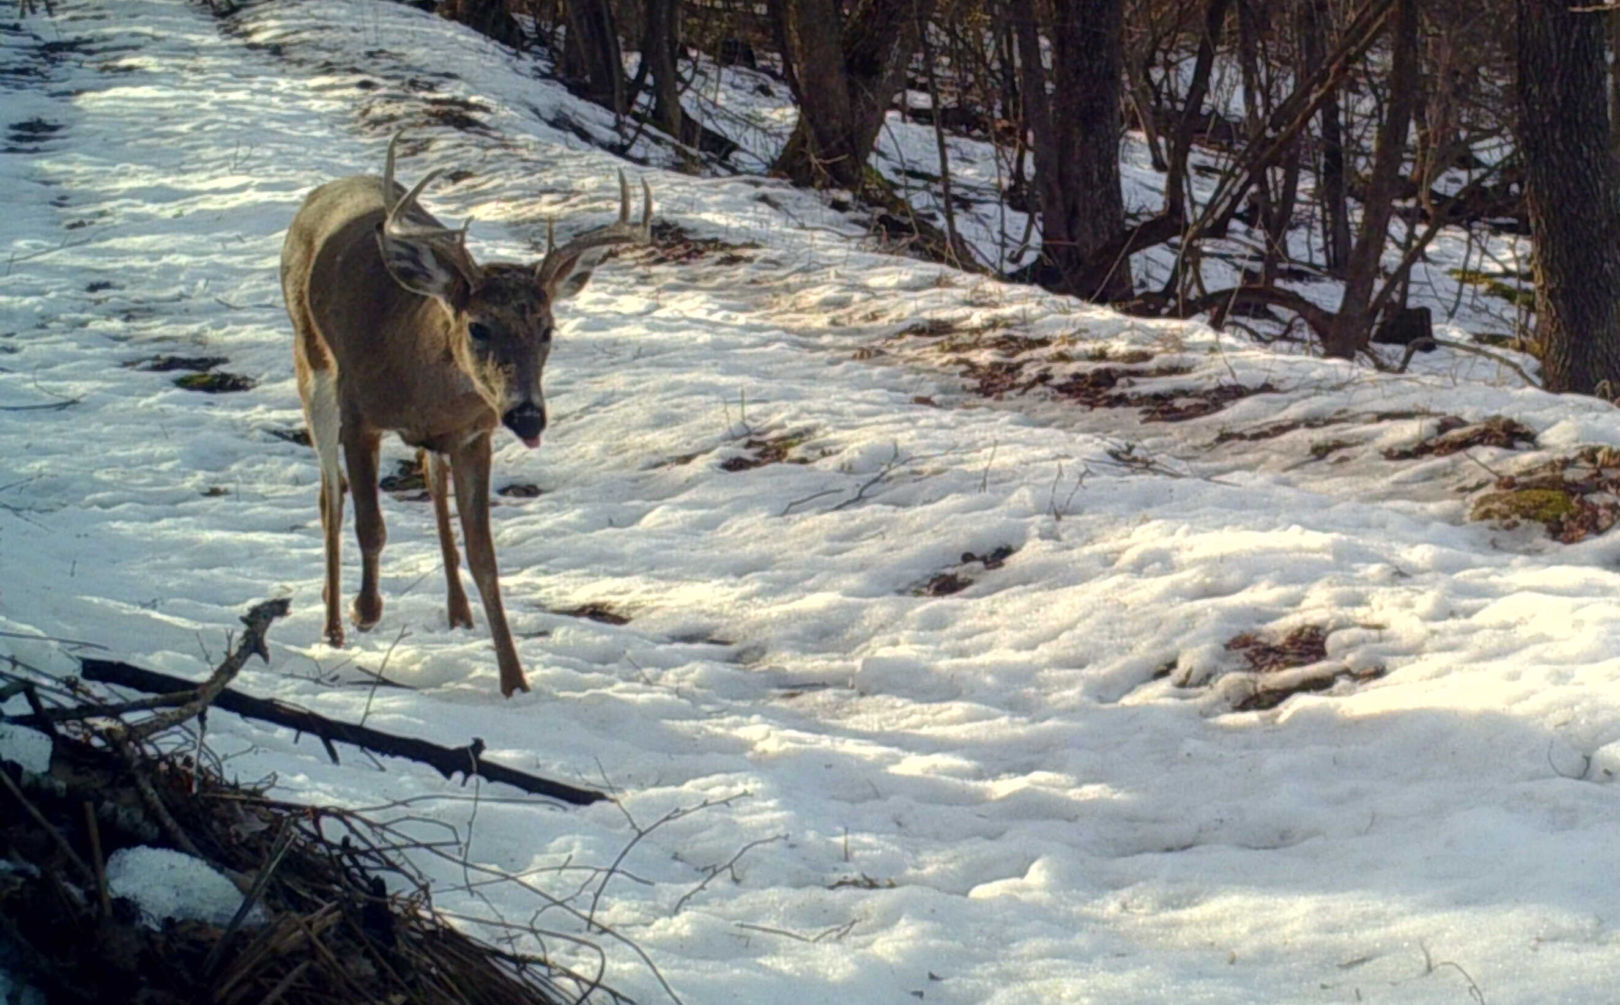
323,624,346,648
499,671,531,698
351,595,383,632
448,601,474,630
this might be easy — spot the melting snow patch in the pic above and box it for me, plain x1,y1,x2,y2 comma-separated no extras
0,722,52,775
105,846,267,930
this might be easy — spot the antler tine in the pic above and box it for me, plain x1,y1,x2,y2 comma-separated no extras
383,131,403,210
386,167,447,233
378,131,466,244
535,171,654,286
639,178,653,239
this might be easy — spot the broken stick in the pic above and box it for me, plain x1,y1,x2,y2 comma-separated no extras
71,659,604,805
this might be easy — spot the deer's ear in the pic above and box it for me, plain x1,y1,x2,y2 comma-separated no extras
377,229,472,306
536,241,615,302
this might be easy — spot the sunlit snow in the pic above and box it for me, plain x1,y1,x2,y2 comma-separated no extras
2,2,1619,1003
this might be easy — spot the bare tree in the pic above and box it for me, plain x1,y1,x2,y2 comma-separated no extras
637,0,693,144
562,0,626,114
438,0,524,48
1011,0,1133,300
1518,0,1620,393
769,0,935,190
1324,0,1416,358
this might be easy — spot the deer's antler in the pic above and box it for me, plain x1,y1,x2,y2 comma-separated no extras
535,170,653,292
381,132,471,248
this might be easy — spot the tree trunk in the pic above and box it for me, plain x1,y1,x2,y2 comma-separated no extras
438,0,524,48
770,0,934,190
563,0,625,115
1519,0,1620,394
1300,0,1350,273
1012,0,1132,301
1324,0,1417,358
1165,0,1233,222
642,0,692,144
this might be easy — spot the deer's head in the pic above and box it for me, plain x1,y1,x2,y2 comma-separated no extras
375,136,651,448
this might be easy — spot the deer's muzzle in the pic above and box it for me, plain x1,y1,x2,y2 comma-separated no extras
503,401,546,448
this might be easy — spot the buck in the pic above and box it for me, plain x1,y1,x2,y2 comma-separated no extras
280,133,651,696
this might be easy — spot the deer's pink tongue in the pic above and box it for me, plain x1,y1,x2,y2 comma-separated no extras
522,434,543,449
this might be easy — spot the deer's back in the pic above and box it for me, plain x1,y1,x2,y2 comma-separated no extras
281,176,491,445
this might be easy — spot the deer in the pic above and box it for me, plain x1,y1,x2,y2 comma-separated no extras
280,133,651,697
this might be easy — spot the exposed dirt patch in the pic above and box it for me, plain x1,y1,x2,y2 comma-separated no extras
1048,364,1271,422
1468,446,1620,542
720,431,813,471
268,426,312,447
1209,624,1386,712
911,545,1017,597
379,457,427,497
497,482,543,498
894,318,962,338
421,94,492,133
174,371,256,393
6,116,63,152
562,602,630,626
1226,625,1328,671
1212,409,1432,445
959,357,1053,398
129,354,229,373
631,220,760,266
1230,664,1387,712
1384,415,1537,460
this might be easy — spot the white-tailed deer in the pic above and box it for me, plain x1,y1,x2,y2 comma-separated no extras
281,133,651,696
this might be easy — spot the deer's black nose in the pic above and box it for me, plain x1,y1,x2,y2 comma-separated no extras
503,402,546,446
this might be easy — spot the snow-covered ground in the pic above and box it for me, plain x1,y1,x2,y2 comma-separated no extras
4,2,1620,1002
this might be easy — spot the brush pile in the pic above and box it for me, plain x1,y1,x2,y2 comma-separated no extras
0,602,602,1005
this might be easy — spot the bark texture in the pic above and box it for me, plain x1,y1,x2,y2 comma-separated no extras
770,0,934,190
1518,0,1620,393
1012,0,1132,301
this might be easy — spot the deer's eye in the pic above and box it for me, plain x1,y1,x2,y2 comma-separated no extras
467,322,493,344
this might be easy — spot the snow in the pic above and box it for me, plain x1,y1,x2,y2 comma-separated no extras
104,845,268,930
2,1,1620,1002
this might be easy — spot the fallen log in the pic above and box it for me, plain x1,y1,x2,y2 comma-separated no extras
69,658,605,806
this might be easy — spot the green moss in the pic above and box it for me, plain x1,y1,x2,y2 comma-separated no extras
1469,487,1577,526
1449,268,1536,311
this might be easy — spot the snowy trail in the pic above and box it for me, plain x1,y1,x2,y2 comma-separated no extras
6,3,1620,1003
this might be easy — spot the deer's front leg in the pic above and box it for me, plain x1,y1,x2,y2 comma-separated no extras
343,424,387,631
449,433,529,697
424,449,474,630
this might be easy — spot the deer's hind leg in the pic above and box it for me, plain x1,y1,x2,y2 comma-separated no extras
343,419,386,632
424,449,475,630
300,364,347,647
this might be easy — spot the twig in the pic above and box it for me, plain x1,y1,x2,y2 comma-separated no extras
780,487,841,516
589,791,747,927
203,818,297,977
735,918,858,943
0,767,96,885
3,234,91,275
76,659,605,804
1392,336,1540,388
110,733,206,860
0,629,106,649
359,624,409,727
83,801,111,918
671,833,786,914
832,443,907,511
121,598,291,741
0,398,81,412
